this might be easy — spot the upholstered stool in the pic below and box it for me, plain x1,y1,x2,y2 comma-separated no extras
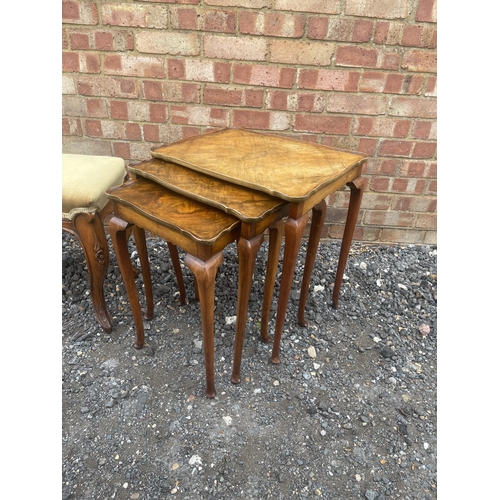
62,154,128,332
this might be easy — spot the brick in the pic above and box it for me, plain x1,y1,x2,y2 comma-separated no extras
233,64,295,88
170,59,231,83
62,52,79,72
130,142,152,161
294,114,351,135
391,178,426,194
379,229,424,244
62,1,98,25
77,76,139,98
233,110,290,130
364,158,398,175
62,117,82,136
327,94,388,115
110,100,128,120
270,39,334,65
336,46,379,68
240,11,307,37
425,76,437,97
86,99,107,118
244,89,264,107
345,0,410,19
95,30,134,51
69,32,90,50
63,96,87,116
393,196,436,213
357,138,378,155
112,142,130,160
364,210,416,227
81,53,100,73
415,213,436,229
171,105,229,127
402,50,437,73
149,103,168,122
328,224,378,241
101,4,168,29
416,0,437,22
62,137,110,156
205,0,270,7
172,7,237,33
128,102,151,122
353,117,410,138
380,51,401,70
143,124,159,142
203,86,243,106
412,141,436,158
136,32,199,55
171,7,198,29
423,230,436,244
266,91,325,112
359,193,392,211
142,80,200,102
204,35,267,61
298,69,359,91
84,119,103,137
400,160,427,177
274,0,340,14
125,123,142,141
389,97,436,118
308,17,372,42
426,180,437,195
62,74,76,94
379,140,413,157
204,9,237,32
402,74,425,95
103,54,166,78
412,121,432,139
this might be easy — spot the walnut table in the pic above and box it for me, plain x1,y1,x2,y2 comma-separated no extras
106,175,287,397
151,128,368,365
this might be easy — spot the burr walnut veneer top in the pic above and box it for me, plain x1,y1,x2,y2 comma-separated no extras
151,128,367,203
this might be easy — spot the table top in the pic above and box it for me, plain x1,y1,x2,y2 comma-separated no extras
106,177,240,244
129,158,288,223
151,128,367,203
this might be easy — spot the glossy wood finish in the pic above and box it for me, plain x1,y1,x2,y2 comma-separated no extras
151,128,366,202
130,158,290,384
129,158,288,223
151,128,368,365
106,176,287,397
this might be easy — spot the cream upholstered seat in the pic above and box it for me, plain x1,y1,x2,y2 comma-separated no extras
62,154,127,332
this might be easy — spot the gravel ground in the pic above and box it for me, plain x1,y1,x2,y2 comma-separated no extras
62,230,437,500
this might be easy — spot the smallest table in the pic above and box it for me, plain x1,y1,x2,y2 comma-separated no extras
106,175,286,398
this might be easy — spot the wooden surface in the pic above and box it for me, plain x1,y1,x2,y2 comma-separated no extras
106,177,240,244
129,158,287,223
151,128,367,202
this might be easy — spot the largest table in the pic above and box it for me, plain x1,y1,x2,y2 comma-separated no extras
151,128,368,364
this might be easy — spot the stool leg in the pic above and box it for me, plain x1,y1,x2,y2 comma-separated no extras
272,213,309,364
298,199,326,327
167,242,186,305
231,233,264,384
132,226,154,320
185,252,224,399
66,211,112,333
109,217,145,349
260,220,284,342
332,178,366,308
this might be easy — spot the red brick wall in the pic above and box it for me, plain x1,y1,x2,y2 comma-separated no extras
62,0,437,245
